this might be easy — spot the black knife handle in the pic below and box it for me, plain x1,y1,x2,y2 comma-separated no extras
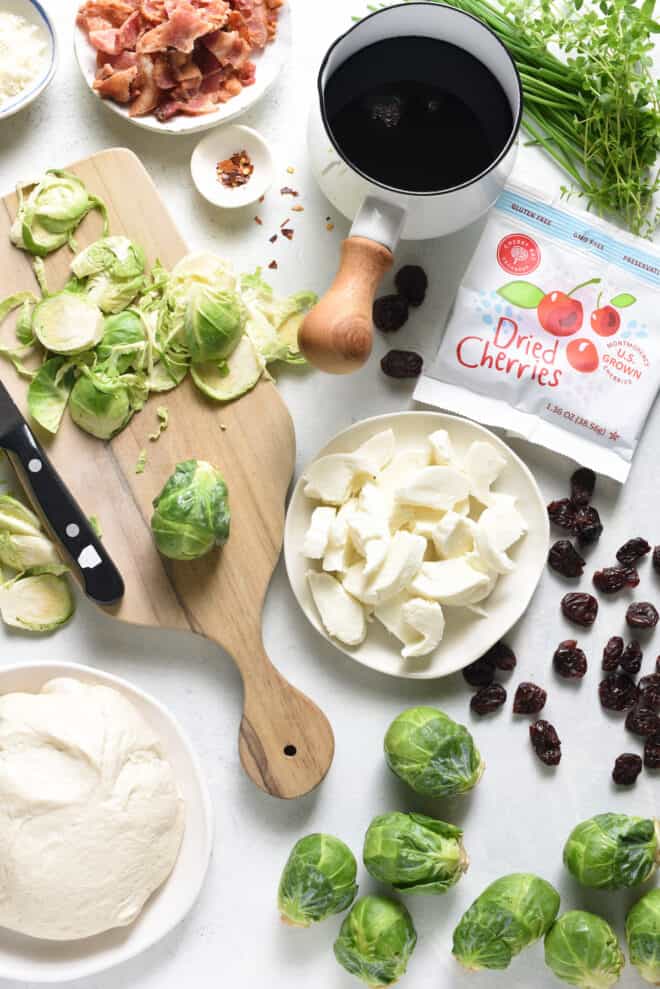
2,420,125,606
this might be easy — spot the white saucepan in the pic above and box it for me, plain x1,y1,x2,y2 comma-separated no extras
300,2,522,373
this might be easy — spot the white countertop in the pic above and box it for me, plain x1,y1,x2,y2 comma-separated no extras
0,3,657,987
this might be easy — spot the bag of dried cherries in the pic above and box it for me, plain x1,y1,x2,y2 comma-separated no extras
415,182,660,481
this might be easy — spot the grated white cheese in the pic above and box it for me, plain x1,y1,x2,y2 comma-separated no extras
0,11,48,110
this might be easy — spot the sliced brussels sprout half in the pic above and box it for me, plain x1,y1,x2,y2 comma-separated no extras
184,285,246,364
71,237,147,315
0,532,60,571
0,494,43,537
27,357,76,434
69,371,132,440
33,292,104,355
544,911,625,989
452,873,560,971
563,813,659,890
384,706,484,797
151,459,230,560
278,833,358,927
626,888,660,985
363,812,468,895
0,570,74,632
96,310,146,372
191,335,263,403
334,895,417,987
10,170,108,257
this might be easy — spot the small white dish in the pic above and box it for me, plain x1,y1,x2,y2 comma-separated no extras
0,661,213,983
284,412,549,680
191,124,274,208
73,1,291,135
0,0,57,122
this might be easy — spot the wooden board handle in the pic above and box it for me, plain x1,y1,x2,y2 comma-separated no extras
299,236,393,374
238,650,335,798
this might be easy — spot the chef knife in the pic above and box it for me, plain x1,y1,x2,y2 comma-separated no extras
0,381,125,606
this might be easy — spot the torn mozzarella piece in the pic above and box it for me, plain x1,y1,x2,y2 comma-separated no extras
410,558,490,605
432,512,476,559
303,506,336,559
407,508,447,539
307,572,366,646
429,429,453,465
463,441,507,506
374,592,418,649
347,510,389,556
377,450,430,505
475,498,527,575
395,466,471,511
343,562,378,606
322,499,357,574
303,453,373,505
354,429,395,473
364,538,389,577
369,531,426,604
401,598,445,658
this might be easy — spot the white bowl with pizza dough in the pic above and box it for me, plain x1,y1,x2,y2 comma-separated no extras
284,411,549,680
0,662,213,983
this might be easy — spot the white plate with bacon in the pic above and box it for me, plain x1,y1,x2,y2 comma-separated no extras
74,0,291,134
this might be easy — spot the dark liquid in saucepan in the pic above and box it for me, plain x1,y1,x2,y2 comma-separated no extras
324,36,514,192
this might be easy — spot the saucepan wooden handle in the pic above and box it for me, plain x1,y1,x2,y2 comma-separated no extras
238,647,335,799
299,236,394,374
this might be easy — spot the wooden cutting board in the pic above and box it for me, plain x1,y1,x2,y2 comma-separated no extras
0,147,334,799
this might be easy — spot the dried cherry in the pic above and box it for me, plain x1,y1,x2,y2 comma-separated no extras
637,674,660,710
592,566,639,593
395,265,428,307
570,467,596,507
548,499,578,531
653,546,660,574
548,540,585,578
380,349,423,378
625,705,660,738
462,655,495,688
484,641,517,672
530,720,562,766
599,672,637,711
373,294,409,332
626,601,659,629
513,682,547,715
620,640,642,675
644,736,660,769
602,636,624,671
471,683,507,715
574,506,603,545
657,657,660,675
553,640,588,679
612,753,642,785
616,538,651,565
561,592,598,626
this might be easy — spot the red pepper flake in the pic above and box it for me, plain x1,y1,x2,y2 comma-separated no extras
281,228,294,240
258,195,265,203
217,149,254,188
269,234,278,243
280,217,290,228
254,216,263,225
268,259,278,270
280,186,299,197
291,204,304,212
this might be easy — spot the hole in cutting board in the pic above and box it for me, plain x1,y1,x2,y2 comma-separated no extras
283,744,297,757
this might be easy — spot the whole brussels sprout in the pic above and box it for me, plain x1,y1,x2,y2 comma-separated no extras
384,706,483,797
563,813,659,890
69,373,131,440
277,833,358,927
544,911,625,988
334,895,417,987
151,460,230,561
452,873,560,971
626,888,660,985
363,812,468,895
184,285,246,364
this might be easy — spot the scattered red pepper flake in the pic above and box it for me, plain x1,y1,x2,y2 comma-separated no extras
280,186,299,197
254,216,263,225
269,234,278,243
280,217,290,228
258,195,265,203
291,204,304,212
268,260,278,269
281,228,294,240
216,149,254,188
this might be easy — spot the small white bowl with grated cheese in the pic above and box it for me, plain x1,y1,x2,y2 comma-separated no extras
0,0,57,121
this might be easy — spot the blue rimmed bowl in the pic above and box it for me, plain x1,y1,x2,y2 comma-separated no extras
0,0,57,122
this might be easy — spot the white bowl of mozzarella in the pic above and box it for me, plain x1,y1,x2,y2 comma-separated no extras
284,412,549,680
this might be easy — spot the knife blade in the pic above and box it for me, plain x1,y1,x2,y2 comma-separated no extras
0,381,125,606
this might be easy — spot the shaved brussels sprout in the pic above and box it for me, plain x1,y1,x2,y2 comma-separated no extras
151,459,230,560
0,570,74,632
278,834,358,927
71,237,146,314
0,494,42,536
27,357,75,434
544,911,625,988
240,268,316,364
626,889,660,985
69,371,132,440
384,706,484,797
10,170,108,257
452,873,560,971
96,311,146,372
184,285,246,364
363,812,468,895
33,292,104,355
0,532,60,571
563,814,659,889
191,335,263,402
334,895,417,987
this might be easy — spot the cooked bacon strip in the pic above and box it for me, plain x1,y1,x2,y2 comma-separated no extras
117,9,142,47
88,27,121,54
234,0,268,48
94,63,138,101
140,0,167,22
96,48,138,69
202,28,249,68
137,2,212,52
78,0,137,28
129,53,160,115
152,52,177,88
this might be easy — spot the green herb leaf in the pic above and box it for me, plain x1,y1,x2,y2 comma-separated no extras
496,281,545,308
